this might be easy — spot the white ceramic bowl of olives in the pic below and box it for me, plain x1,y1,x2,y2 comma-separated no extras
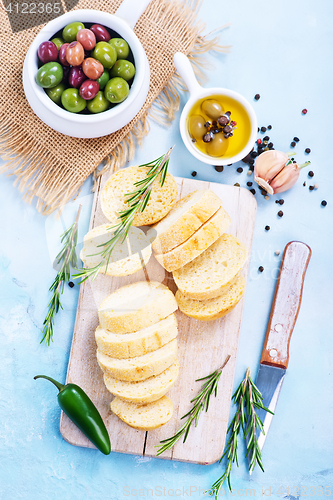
23,3,151,138
173,52,257,166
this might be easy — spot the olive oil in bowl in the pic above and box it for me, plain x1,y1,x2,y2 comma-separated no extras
187,94,252,160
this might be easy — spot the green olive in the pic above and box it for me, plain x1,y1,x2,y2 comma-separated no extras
87,91,110,113
92,41,117,69
36,62,63,88
206,135,228,157
62,22,85,42
109,38,130,59
61,88,86,113
188,115,206,141
50,37,65,50
46,82,66,105
104,77,129,104
96,70,110,90
201,99,223,120
109,60,135,81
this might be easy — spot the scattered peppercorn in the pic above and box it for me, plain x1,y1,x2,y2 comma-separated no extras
308,171,314,177
277,210,284,217
242,153,252,163
250,188,256,195
214,165,224,172
303,182,306,186
258,266,264,273
247,181,253,186
293,137,300,142
204,121,211,128
265,225,270,231
321,200,327,207
268,125,272,130
309,185,314,191
314,183,319,189
268,142,274,148
248,170,253,176
251,151,258,158
290,141,296,148
237,167,243,173
278,199,284,205
68,282,75,288
274,250,281,256
263,136,270,141
254,94,260,100
302,108,308,115
234,183,240,187
203,133,212,143
257,139,262,145
260,126,267,133
305,148,311,154
191,171,197,177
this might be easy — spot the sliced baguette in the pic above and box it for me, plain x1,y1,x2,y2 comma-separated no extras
176,274,246,321
147,189,222,254
111,396,173,430
103,361,179,403
95,314,178,359
80,224,151,277
154,207,231,272
98,281,178,333
97,338,178,381
173,233,247,300
100,166,178,226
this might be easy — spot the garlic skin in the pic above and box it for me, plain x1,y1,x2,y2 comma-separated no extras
254,150,300,195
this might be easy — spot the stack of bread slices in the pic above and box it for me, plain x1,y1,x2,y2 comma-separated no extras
147,189,248,321
95,281,180,431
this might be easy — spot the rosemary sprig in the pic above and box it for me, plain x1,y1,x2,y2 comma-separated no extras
209,368,273,498
156,354,231,456
73,147,174,283
41,205,81,346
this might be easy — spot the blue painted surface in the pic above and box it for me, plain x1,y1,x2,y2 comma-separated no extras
1,0,332,498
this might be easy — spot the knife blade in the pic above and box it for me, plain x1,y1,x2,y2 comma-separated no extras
248,240,311,473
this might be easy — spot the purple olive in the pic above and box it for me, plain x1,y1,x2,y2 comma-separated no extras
59,43,70,66
38,41,58,64
90,24,111,42
62,65,70,82
69,66,87,89
79,79,99,100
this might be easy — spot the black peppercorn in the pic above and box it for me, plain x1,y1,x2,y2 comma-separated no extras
247,181,253,186
265,225,270,231
260,126,267,133
191,171,197,177
254,94,260,100
305,148,311,154
277,210,284,217
68,282,75,288
258,266,264,272
291,141,296,147
278,199,284,205
308,171,314,177
250,188,256,195
321,200,327,207
263,136,270,141
203,133,212,143
309,185,314,191
268,125,272,130
214,166,224,172
293,137,300,142
237,167,243,173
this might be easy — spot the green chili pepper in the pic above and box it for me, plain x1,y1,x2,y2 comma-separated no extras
34,375,111,455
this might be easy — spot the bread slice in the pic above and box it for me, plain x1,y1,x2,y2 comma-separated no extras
100,166,178,226
98,281,178,333
147,189,222,254
95,314,178,359
111,396,173,430
173,234,247,300
80,224,151,277
103,361,179,403
176,274,246,321
154,207,231,272
97,338,178,381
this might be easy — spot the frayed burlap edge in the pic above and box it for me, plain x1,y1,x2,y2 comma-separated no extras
0,2,230,215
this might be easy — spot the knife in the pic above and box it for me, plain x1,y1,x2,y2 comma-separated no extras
248,240,311,473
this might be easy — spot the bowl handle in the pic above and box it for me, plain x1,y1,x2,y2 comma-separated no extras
115,0,152,29
173,52,202,96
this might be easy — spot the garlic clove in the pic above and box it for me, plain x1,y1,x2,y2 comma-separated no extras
254,150,290,182
269,161,300,194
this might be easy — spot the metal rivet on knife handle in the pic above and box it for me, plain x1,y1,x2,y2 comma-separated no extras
260,241,312,369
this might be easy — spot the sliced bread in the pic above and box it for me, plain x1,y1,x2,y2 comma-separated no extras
176,274,246,321
95,314,178,359
154,207,231,272
96,338,178,381
147,189,222,254
110,395,174,430
80,224,151,277
100,166,178,226
98,281,178,333
173,233,247,300
103,361,179,404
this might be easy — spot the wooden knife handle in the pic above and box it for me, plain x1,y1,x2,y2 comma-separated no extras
260,241,311,369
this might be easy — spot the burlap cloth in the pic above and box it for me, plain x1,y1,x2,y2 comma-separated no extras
0,0,228,214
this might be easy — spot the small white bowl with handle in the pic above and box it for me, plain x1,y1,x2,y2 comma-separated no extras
23,0,151,138
173,52,258,166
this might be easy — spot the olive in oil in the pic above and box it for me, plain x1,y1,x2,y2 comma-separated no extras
187,94,252,159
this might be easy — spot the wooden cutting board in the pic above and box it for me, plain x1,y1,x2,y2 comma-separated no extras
60,175,257,465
